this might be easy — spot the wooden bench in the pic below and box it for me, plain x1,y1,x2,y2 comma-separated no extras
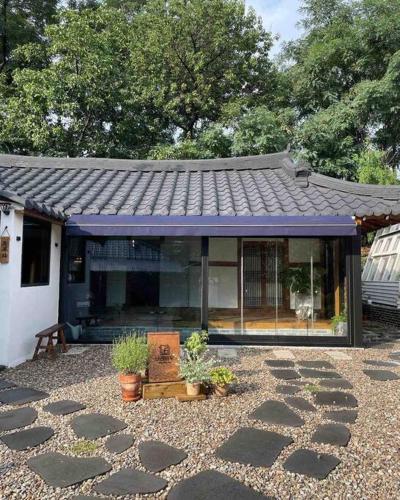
32,323,68,360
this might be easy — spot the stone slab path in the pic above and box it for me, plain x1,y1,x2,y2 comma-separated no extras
283,449,341,479
43,400,86,416
311,423,351,446
297,361,335,370
27,452,111,488
284,396,316,413
1,426,54,451
167,470,271,500
323,410,358,424
216,427,293,467
270,369,301,380
250,400,304,427
71,413,127,440
105,434,134,454
94,468,168,496
0,407,37,432
275,385,300,395
363,369,400,381
265,360,295,368
319,379,353,390
314,391,358,408
139,440,187,472
298,369,341,379
0,387,49,405
0,380,17,391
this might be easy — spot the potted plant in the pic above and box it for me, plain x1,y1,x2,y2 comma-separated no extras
331,313,348,336
180,356,214,396
210,367,236,397
112,334,149,402
184,330,209,360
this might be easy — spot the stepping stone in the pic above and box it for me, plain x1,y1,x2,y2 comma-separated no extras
64,346,90,356
0,407,37,432
139,440,187,472
0,387,49,405
311,423,351,446
283,449,340,479
319,379,353,390
273,349,295,360
364,360,400,368
168,470,270,500
105,434,134,454
215,427,292,467
299,369,341,379
0,380,17,391
326,351,351,361
71,413,127,440
314,391,358,408
265,360,295,368
275,385,300,395
270,369,300,380
1,426,54,451
284,397,316,413
389,353,400,361
323,410,358,424
94,468,167,496
288,380,308,386
218,348,238,359
363,370,400,381
297,360,335,370
250,400,304,427
43,400,86,416
27,452,111,488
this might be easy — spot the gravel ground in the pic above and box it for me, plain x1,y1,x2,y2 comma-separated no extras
1,340,400,500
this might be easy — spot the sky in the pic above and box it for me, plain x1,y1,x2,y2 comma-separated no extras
247,0,303,55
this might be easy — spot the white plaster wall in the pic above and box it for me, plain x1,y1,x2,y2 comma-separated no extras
0,211,61,367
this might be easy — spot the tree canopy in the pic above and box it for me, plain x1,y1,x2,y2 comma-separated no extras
0,0,399,184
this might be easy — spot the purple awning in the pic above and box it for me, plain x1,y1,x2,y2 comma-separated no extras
66,215,358,237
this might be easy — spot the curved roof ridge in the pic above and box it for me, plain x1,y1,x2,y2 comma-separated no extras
0,151,290,173
309,172,400,200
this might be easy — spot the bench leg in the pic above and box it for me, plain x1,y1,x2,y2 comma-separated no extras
58,328,68,353
32,338,42,361
46,336,56,360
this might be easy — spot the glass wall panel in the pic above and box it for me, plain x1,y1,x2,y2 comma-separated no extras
84,237,201,334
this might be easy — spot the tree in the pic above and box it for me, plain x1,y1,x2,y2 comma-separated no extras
131,0,276,139
357,148,398,185
0,7,168,156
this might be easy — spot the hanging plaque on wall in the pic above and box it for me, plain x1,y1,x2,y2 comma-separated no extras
0,236,10,264
147,332,181,383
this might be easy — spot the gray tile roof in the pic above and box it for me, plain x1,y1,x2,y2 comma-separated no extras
0,151,399,220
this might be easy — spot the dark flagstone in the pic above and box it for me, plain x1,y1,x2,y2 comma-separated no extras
299,369,341,379
0,407,37,432
288,380,308,386
43,400,86,416
250,400,304,427
94,468,167,496
283,449,341,479
270,369,301,380
0,380,17,391
1,426,54,451
314,391,358,408
105,434,134,454
319,379,353,390
0,387,49,405
363,369,400,381
27,452,111,488
364,359,400,368
139,440,187,472
275,385,300,395
71,413,127,440
168,470,272,500
265,360,295,368
389,353,400,361
297,360,335,370
311,423,351,446
284,397,316,413
323,410,358,424
215,427,293,467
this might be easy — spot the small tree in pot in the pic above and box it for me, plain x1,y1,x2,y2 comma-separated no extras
112,334,149,402
210,367,236,397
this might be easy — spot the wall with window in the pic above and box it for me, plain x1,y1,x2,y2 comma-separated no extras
0,211,61,367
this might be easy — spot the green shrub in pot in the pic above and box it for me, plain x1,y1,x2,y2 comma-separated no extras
180,356,214,396
210,367,236,397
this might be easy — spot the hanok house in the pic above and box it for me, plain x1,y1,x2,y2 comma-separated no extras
1,152,399,366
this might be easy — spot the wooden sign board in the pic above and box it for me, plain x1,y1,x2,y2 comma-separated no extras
147,332,180,383
0,236,10,264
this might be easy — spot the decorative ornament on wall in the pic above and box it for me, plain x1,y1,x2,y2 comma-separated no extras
0,226,10,264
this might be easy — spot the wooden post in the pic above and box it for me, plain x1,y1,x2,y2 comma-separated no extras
333,240,341,316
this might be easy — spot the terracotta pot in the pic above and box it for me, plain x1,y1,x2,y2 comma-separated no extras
119,373,142,402
186,382,201,396
214,384,228,397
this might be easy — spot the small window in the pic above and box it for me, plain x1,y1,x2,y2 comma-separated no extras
21,216,51,286
383,238,392,252
67,238,86,283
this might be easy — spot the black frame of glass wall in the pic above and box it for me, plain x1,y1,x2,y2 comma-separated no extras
60,234,363,347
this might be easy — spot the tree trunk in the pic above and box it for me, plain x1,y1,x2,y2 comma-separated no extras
0,0,9,73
